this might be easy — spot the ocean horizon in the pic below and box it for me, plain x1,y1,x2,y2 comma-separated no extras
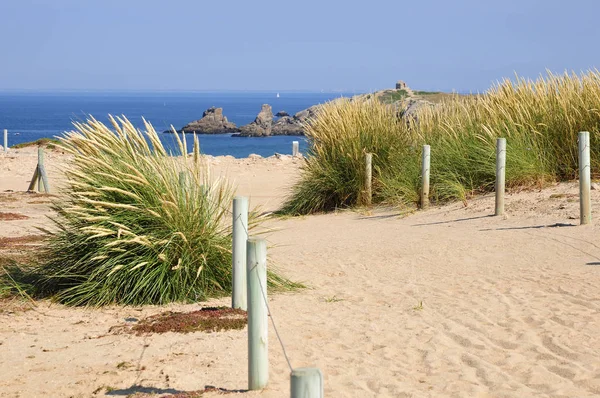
0,91,356,158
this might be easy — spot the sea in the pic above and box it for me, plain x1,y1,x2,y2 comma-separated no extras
0,91,354,158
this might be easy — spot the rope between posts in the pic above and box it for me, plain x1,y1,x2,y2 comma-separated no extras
253,259,294,372
236,212,294,372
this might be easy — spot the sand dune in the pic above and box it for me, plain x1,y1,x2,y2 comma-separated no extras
1,148,600,397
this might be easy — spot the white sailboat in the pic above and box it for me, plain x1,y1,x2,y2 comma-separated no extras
276,92,280,98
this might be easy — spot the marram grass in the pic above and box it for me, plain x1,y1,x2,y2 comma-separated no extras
6,116,297,306
282,70,600,214
280,98,405,214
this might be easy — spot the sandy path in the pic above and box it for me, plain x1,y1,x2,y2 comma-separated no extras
1,149,600,397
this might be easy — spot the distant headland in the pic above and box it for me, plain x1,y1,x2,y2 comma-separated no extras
166,81,452,137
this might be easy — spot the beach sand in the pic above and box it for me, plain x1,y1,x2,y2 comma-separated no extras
1,147,600,397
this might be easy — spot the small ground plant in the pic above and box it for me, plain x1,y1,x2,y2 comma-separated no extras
11,138,61,149
110,307,247,335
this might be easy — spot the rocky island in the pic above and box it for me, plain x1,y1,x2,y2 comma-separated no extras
235,104,273,137
180,107,238,134
232,104,321,137
171,103,318,137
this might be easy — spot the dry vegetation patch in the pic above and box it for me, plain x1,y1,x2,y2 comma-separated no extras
130,386,235,397
111,307,247,336
0,192,56,205
0,235,46,267
0,297,33,314
0,212,29,221
0,194,18,203
26,193,56,198
0,252,42,268
0,235,46,249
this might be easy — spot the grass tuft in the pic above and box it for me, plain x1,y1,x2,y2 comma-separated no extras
2,116,297,306
379,89,409,103
280,98,403,214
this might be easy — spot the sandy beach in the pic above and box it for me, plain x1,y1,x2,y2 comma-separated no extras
1,147,600,397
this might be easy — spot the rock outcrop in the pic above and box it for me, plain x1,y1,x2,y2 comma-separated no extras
180,107,238,134
292,105,319,123
236,104,273,137
271,116,303,135
400,98,435,123
271,104,320,136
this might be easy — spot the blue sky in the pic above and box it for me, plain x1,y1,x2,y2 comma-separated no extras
1,0,599,92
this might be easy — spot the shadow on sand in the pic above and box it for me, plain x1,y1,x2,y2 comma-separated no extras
357,212,404,221
411,215,493,226
106,386,183,396
480,222,575,231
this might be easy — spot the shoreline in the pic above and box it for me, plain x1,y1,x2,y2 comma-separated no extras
0,144,306,162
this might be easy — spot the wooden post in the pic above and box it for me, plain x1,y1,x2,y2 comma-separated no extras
247,237,268,390
232,196,249,310
38,147,49,193
37,148,43,190
27,167,39,191
292,141,299,157
28,147,50,193
579,131,591,225
40,167,50,193
291,368,324,398
421,145,430,209
36,148,43,190
495,138,506,216
3,129,7,152
365,153,373,206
